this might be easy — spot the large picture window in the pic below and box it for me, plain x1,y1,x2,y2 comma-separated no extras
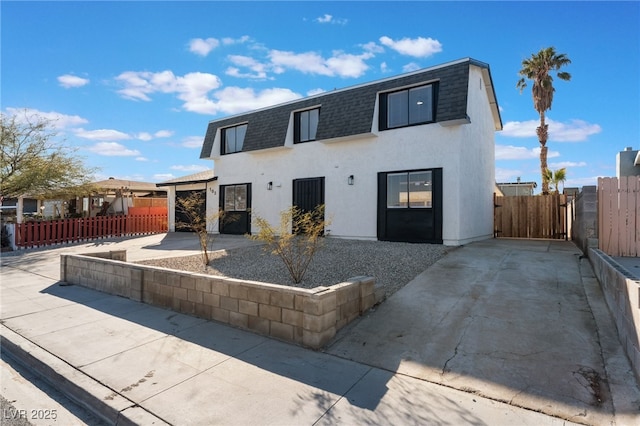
386,171,432,208
294,108,320,143
380,84,435,130
222,124,247,154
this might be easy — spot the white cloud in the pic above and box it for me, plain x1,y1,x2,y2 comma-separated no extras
57,74,89,88
549,119,602,142
402,62,421,72
548,161,587,169
137,132,153,141
154,130,173,138
136,157,149,162
87,142,141,156
136,130,174,141
268,49,371,78
170,164,209,172
182,136,204,148
5,107,88,130
153,173,175,181
115,70,222,113
495,144,560,160
361,42,385,55
379,36,442,58
495,167,524,182
315,14,347,25
189,37,220,56
75,128,130,141
203,86,302,115
222,36,250,45
226,55,268,79
307,88,326,96
326,52,372,78
380,62,390,73
501,118,602,142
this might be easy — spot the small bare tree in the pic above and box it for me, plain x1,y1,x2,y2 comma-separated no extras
175,192,226,266
250,205,329,284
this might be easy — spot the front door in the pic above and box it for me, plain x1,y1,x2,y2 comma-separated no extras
293,177,325,233
219,183,251,234
377,168,442,243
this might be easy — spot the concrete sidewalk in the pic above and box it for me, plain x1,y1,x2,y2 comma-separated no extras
1,234,637,425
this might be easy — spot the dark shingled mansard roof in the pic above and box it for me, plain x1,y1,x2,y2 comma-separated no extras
200,58,501,159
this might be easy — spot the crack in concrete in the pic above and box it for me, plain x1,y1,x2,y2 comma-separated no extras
440,318,473,377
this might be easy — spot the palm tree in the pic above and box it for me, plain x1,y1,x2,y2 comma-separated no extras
543,167,567,194
517,47,571,194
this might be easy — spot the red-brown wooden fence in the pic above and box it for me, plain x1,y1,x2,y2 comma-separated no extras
598,176,640,256
14,214,168,249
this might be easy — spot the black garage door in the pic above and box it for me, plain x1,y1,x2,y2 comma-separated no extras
175,190,206,232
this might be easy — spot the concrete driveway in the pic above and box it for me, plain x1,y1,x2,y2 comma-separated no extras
326,239,640,425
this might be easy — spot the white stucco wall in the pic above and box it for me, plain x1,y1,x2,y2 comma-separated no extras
164,182,217,232
206,65,498,246
455,65,498,244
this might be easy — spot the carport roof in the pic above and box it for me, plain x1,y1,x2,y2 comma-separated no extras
156,170,217,187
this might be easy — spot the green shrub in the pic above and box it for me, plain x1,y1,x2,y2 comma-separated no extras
250,205,329,284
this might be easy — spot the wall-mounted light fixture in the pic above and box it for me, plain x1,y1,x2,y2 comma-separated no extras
267,181,273,190
348,175,355,185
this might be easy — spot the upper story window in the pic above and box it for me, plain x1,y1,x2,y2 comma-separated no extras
379,83,436,130
221,123,247,154
294,108,320,143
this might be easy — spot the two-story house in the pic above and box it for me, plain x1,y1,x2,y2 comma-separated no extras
196,58,502,245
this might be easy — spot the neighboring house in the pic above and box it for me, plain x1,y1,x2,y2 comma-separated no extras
496,181,538,197
198,58,502,245
0,197,38,223
157,170,217,232
616,146,640,178
71,178,167,218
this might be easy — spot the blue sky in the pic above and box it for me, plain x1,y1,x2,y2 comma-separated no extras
2,1,639,191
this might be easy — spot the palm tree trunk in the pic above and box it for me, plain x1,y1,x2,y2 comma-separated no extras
536,111,549,194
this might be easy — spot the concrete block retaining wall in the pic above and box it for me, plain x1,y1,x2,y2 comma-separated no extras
60,251,376,349
589,248,640,379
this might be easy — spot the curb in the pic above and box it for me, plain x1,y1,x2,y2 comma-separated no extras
0,324,169,426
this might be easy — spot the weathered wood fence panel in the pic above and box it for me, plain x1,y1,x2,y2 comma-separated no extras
133,197,167,208
494,194,567,239
598,176,640,256
15,214,168,249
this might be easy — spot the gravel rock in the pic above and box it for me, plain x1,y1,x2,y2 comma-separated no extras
136,238,450,299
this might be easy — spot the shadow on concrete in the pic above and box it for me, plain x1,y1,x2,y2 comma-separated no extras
37,280,484,425
324,239,638,425
27,238,639,424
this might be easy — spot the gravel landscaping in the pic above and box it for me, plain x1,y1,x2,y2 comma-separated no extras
136,238,450,299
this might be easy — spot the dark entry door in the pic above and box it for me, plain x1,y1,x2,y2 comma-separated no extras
175,190,206,232
293,177,325,233
219,183,251,234
377,168,442,243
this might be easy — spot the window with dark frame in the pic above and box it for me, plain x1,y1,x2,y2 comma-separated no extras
380,83,435,130
223,184,248,211
221,123,247,154
386,171,433,208
294,108,320,143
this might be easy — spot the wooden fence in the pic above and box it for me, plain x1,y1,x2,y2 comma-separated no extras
133,197,167,208
598,176,640,256
494,193,568,239
14,214,168,249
